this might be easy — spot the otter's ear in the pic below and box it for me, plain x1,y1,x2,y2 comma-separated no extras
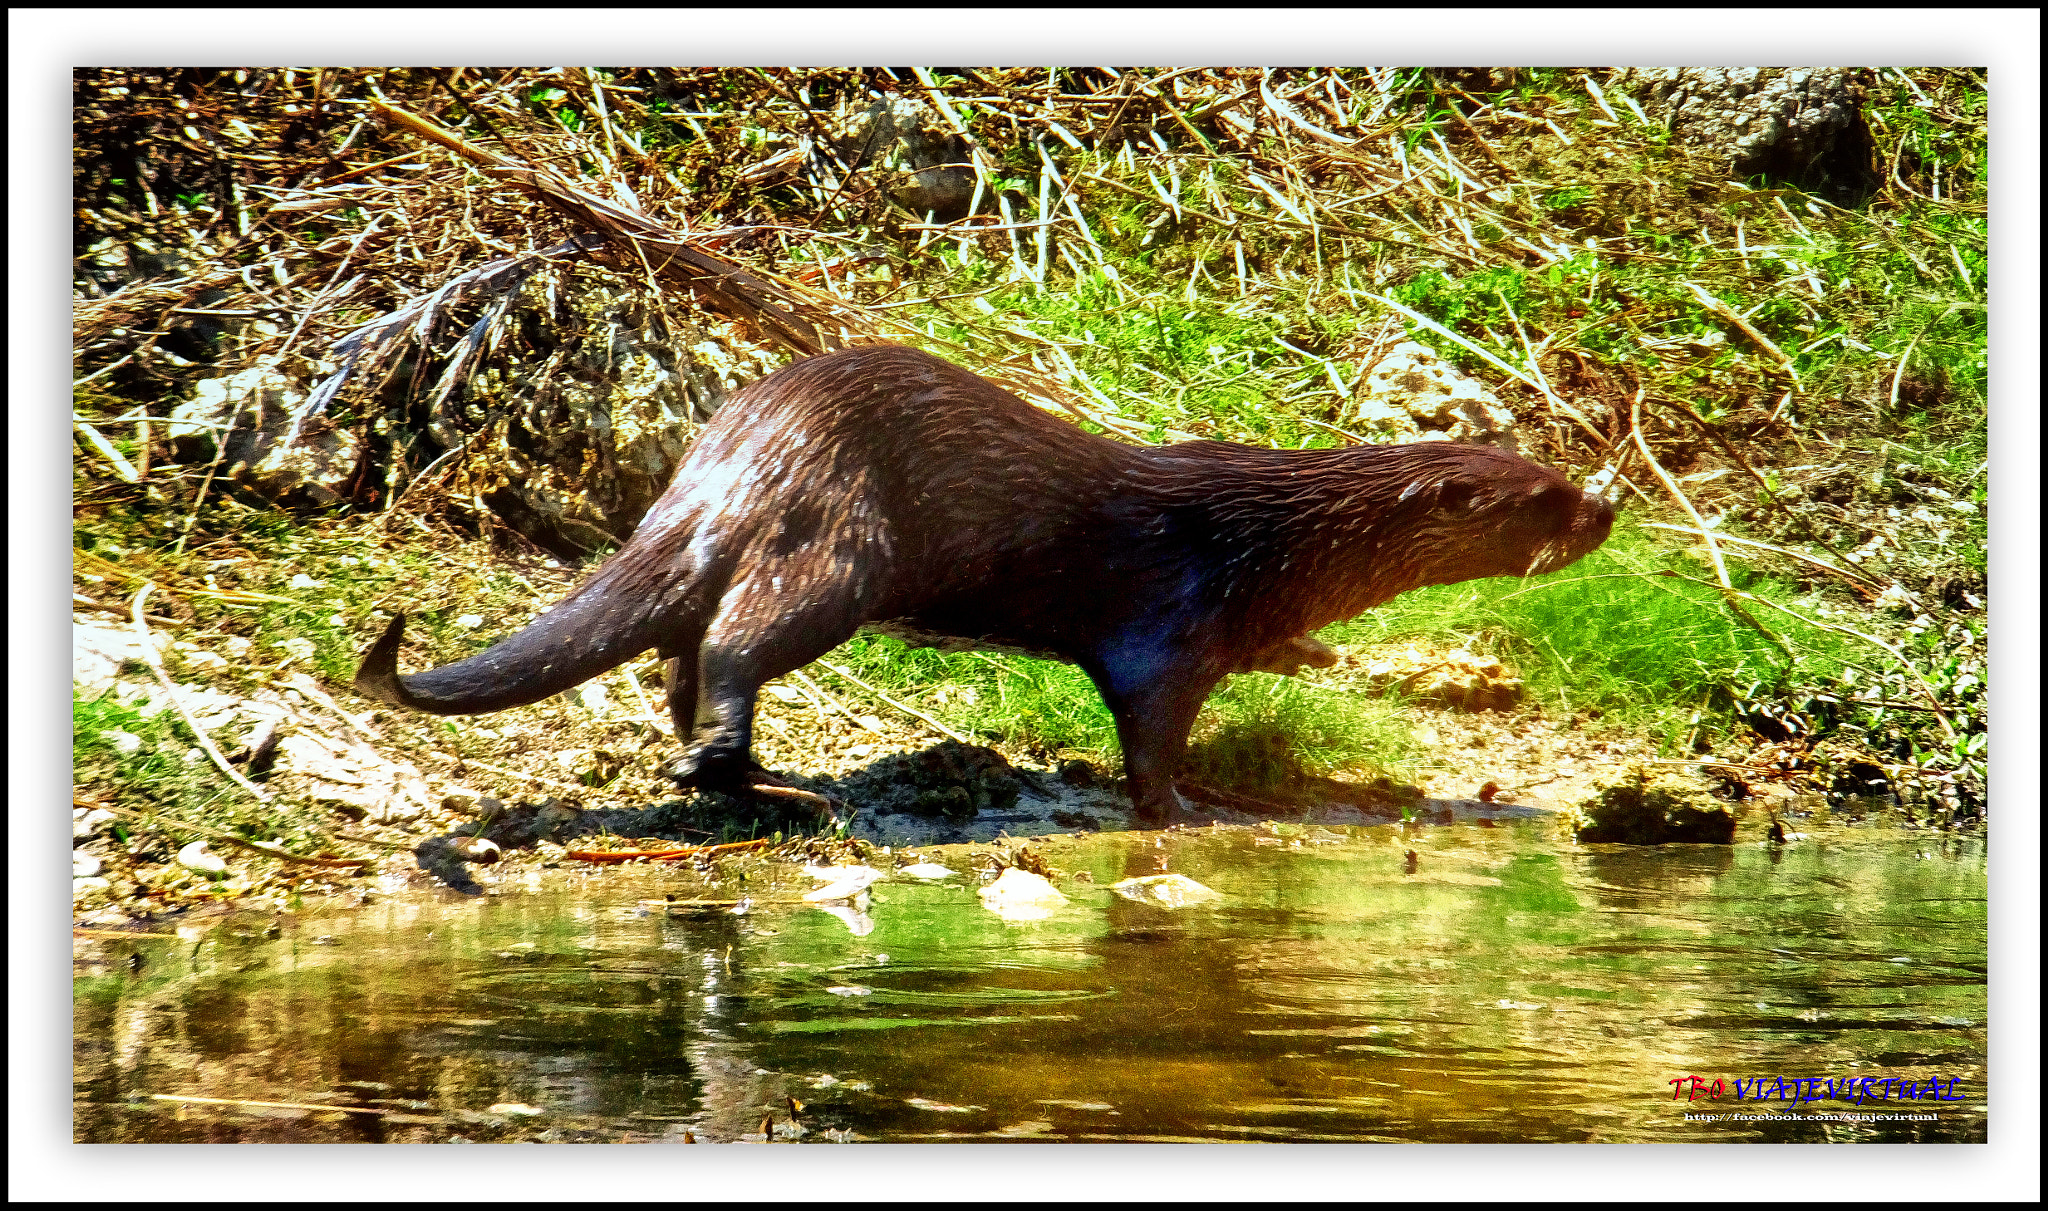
1399,477,1470,510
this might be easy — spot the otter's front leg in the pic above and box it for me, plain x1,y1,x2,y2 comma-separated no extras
1088,644,1226,826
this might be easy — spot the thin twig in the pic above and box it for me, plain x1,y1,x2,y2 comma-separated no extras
150,1094,396,1117
92,802,372,870
1683,281,1798,385
1638,523,1882,596
72,415,138,483
1655,392,1873,586
73,593,179,626
621,663,674,735
567,838,771,863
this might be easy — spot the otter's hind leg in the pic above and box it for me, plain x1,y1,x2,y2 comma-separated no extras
667,570,868,798
661,654,696,739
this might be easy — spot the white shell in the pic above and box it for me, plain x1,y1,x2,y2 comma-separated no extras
896,862,956,881
176,840,230,878
803,865,885,902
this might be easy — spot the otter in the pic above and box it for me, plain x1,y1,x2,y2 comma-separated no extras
355,344,1614,822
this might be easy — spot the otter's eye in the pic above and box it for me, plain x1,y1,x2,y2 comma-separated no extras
1525,483,1571,517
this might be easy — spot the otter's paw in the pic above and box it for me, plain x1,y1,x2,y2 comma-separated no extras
663,749,750,792
1131,786,1194,828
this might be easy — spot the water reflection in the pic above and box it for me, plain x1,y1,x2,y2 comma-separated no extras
75,819,1986,1143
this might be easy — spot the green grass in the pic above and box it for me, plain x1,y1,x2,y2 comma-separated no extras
72,691,334,856
822,626,1415,786
1183,673,1419,788
1324,527,1861,746
73,492,578,691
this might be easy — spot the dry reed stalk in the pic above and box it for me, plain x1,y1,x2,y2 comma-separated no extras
814,660,972,746
128,585,273,803
1683,281,1799,384
1034,155,1054,282
72,416,139,483
370,95,834,356
1655,392,1877,588
620,663,673,736
1641,523,1883,597
787,668,884,735
1628,393,1795,663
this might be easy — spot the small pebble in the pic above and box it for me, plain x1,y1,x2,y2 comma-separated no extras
449,837,502,864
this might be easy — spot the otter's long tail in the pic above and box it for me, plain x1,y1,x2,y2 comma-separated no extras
353,588,666,716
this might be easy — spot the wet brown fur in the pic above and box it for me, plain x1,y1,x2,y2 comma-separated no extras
355,344,1615,822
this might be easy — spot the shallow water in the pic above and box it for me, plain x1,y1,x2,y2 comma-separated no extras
73,819,1987,1143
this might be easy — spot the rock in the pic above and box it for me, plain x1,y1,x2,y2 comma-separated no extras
1057,759,1099,788
906,741,1023,822
913,784,974,822
73,850,104,878
569,682,614,717
1109,873,1223,908
168,360,362,509
1663,806,1738,844
1358,644,1524,711
977,867,1067,921
1571,774,1735,845
171,272,780,559
530,800,584,839
454,288,772,559
272,730,434,824
71,622,165,697
1614,68,1875,199
1349,341,1520,449
99,730,144,756
448,837,502,864
844,97,978,221
895,862,956,881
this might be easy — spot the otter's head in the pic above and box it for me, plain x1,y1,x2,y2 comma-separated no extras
1392,447,1616,587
